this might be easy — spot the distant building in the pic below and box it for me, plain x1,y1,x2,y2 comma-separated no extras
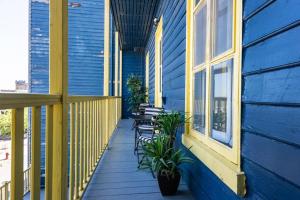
15,80,28,92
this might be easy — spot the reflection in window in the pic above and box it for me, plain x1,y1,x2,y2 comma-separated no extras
211,59,233,146
193,70,206,133
195,0,201,7
213,0,232,57
194,5,207,66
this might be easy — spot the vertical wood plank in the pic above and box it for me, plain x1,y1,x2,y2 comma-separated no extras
11,108,24,200
49,0,68,199
89,101,91,171
79,102,84,189
84,101,87,182
119,50,123,96
45,105,53,200
104,0,110,95
69,104,75,200
74,103,80,198
31,106,41,200
114,32,119,96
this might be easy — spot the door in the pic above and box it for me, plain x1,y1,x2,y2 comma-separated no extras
155,18,163,107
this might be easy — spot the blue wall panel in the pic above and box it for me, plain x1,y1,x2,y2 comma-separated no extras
242,0,300,198
121,51,145,118
145,0,300,199
29,0,109,174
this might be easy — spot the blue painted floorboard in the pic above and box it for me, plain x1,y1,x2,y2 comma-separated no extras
83,119,195,200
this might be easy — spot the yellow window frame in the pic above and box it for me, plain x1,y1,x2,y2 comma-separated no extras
184,0,246,196
155,17,163,107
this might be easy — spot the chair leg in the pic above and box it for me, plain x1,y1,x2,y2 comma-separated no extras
134,128,138,155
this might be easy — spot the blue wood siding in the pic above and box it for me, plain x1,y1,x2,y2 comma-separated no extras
121,51,145,118
145,0,300,199
242,0,300,199
29,0,109,174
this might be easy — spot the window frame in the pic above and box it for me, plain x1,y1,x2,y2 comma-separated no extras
184,0,245,196
155,17,163,107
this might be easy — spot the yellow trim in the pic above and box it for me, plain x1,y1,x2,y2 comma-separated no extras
114,32,119,96
31,106,41,200
49,0,69,199
155,17,163,107
10,108,24,200
145,51,150,99
184,0,245,196
119,50,123,96
104,0,110,96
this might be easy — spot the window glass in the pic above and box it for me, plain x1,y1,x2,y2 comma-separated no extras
213,0,232,57
211,59,233,146
193,70,206,133
194,5,207,66
195,0,201,7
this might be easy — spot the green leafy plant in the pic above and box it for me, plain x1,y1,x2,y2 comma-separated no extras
156,112,188,148
141,134,192,178
126,74,147,113
0,108,28,137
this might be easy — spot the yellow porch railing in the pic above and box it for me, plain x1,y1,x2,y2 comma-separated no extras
0,93,122,200
0,167,30,200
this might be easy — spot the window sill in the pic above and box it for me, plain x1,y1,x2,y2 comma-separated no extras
182,133,246,196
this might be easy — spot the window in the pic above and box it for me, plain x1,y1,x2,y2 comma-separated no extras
184,0,245,196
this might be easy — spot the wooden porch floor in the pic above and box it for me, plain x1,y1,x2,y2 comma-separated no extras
82,119,195,200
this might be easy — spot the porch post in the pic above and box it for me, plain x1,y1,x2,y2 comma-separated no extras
49,0,69,199
104,0,110,96
119,49,122,96
114,31,119,96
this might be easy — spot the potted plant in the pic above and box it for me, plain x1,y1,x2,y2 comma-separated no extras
156,112,185,147
126,74,148,113
141,134,192,195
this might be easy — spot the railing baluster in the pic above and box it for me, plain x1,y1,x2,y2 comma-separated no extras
83,102,88,183
46,105,53,200
74,103,80,198
69,103,75,200
11,108,24,200
31,106,41,200
88,101,93,177
79,102,84,190
93,101,96,166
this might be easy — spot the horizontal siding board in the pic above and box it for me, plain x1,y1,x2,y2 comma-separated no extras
243,0,300,45
243,25,300,74
242,158,300,200
243,65,300,104
243,104,300,147
243,0,271,18
242,131,300,186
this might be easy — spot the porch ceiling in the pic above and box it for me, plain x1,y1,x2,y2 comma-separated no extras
110,0,160,51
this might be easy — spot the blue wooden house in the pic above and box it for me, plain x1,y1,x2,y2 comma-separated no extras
1,0,299,199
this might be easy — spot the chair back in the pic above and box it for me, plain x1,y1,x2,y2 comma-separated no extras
144,107,164,116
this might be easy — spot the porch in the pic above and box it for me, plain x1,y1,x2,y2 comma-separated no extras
82,119,194,200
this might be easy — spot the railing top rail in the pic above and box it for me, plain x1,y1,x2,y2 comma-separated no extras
0,93,122,109
67,95,121,103
0,93,61,109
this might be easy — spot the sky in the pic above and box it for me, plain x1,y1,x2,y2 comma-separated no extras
0,0,29,90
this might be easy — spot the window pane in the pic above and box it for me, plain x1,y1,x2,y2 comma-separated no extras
193,70,206,133
211,59,233,146
194,5,207,66
213,0,233,57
